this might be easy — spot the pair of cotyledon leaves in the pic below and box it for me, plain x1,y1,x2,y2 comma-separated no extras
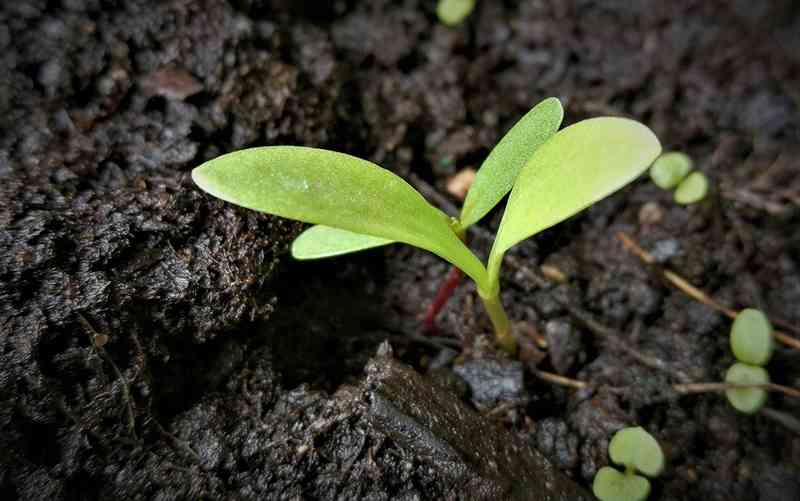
192,98,661,295
593,427,665,501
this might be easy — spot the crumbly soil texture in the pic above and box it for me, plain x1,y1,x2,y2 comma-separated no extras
2,1,800,500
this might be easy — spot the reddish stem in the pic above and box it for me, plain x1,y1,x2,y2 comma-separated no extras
421,266,464,333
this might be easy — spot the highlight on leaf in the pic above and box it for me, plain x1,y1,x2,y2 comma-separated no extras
192,146,486,284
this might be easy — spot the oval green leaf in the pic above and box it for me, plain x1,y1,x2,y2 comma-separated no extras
436,0,476,26
292,225,393,260
674,171,709,205
192,146,486,284
649,151,692,189
725,362,769,414
730,308,774,366
489,117,661,268
459,97,564,229
592,467,651,501
608,426,665,478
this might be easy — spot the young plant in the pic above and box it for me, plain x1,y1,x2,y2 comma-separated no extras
437,0,476,26
592,426,665,501
648,151,709,204
192,97,661,353
725,308,773,414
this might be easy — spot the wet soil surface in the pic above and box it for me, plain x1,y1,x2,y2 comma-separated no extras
2,1,800,499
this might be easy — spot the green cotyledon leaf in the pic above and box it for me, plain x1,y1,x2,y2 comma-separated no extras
293,98,564,261
592,467,651,501
487,117,661,284
292,225,393,259
608,427,665,478
459,97,564,229
437,0,476,26
192,146,487,285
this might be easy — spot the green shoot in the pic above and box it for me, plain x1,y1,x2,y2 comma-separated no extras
192,98,661,353
674,171,709,204
649,151,692,189
725,362,769,414
437,0,476,26
730,308,774,366
593,427,664,501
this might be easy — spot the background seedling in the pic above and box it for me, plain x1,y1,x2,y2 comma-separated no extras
593,426,664,501
192,98,661,353
725,308,773,413
730,308,774,366
648,151,709,204
437,0,476,26
674,171,709,204
649,151,692,189
725,362,769,414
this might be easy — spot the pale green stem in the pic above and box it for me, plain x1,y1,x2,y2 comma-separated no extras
478,289,515,354
484,246,504,298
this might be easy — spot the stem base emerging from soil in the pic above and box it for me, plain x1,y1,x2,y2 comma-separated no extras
479,290,515,354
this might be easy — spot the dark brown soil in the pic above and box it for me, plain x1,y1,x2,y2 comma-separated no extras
2,1,799,499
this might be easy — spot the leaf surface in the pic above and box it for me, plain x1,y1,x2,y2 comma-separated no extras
592,467,651,501
609,427,665,477
193,146,486,283
292,225,393,259
491,117,661,261
460,97,564,228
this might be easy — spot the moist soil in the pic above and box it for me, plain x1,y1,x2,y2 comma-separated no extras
2,1,800,499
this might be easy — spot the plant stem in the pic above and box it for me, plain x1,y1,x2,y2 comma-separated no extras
479,289,516,354
421,266,464,333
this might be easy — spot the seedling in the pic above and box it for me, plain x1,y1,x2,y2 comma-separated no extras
192,98,661,353
725,308,773,413
593,426,665,501
437,0,476,26
648,151,708,204
725,362,769,414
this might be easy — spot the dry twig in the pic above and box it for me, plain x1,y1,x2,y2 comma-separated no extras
616,231,800,350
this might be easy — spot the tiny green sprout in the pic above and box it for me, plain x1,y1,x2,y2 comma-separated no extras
192,98,661,353
649,151,692,189
593,426,665,501
437,0,476,26
674,171,709,205
725,362,769,414
730,308,774,366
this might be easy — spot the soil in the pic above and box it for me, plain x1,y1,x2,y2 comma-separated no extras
2,0,800,499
